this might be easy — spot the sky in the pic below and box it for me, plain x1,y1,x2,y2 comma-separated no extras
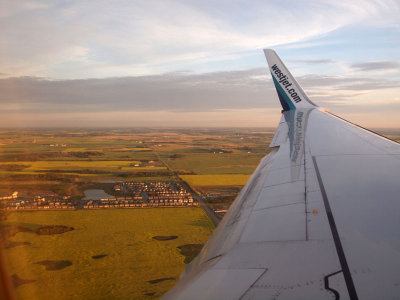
1,0,400,128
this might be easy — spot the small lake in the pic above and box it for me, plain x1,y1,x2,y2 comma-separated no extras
83,189,115,200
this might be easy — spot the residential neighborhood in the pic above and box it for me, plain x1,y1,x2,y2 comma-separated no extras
1,182,197,211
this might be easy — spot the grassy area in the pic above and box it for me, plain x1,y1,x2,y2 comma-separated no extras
121,166,167,171
164,153,263,171
0,161,142,170
61,148,103,152
114,147,152,151
3,208,214,299
180,174,251,186
190,166,257,175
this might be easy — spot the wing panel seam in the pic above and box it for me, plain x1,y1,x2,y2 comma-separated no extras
312,156,358,300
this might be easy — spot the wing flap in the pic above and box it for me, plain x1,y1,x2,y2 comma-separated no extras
269,114,288,148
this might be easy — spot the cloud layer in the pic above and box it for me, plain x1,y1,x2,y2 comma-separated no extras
350,61,400,71
1,0,399,78
1,65,398,113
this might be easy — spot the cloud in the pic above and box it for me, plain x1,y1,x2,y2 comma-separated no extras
0,69,277,113
350,61,400,71
297,74,399,90
1,0,399,78
0,108,280,128
290,59,335,64
1,68,399,117
1,65,399,128
0,1,48,18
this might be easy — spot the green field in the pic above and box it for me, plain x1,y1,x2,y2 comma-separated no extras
61,148,104,152
180,174,251,186
0,160,142,170
164,153,263,173
114,147,152,151
4,208,214,299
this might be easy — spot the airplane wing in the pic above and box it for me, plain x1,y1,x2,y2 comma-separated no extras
162,49,400,300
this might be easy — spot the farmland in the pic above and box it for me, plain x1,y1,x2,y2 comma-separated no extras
180,174,251,186
3,208,214,299
0,129,274,200
3,127,398,214
2,127,398,299
0,128,275,299
0,160,145,170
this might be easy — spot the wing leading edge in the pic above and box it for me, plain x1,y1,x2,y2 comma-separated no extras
162,50,400,300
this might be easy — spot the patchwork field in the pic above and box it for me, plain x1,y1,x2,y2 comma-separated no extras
180,174,251,186
3,208,214,299
2,128,398,299
165,155,262,179
0,160,142,170
0,129,274,198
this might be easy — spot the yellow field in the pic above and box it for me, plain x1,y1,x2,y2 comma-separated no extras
0,171,100,177
4,208,214,299
121,166,167,171
180,174,251,186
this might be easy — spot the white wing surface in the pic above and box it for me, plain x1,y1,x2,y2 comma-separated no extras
163,49,400,300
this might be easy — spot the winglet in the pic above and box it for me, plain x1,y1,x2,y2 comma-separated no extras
264,49,317,111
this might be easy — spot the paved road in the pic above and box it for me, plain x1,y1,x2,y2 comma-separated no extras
151,147,221,226
192,193,221,227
